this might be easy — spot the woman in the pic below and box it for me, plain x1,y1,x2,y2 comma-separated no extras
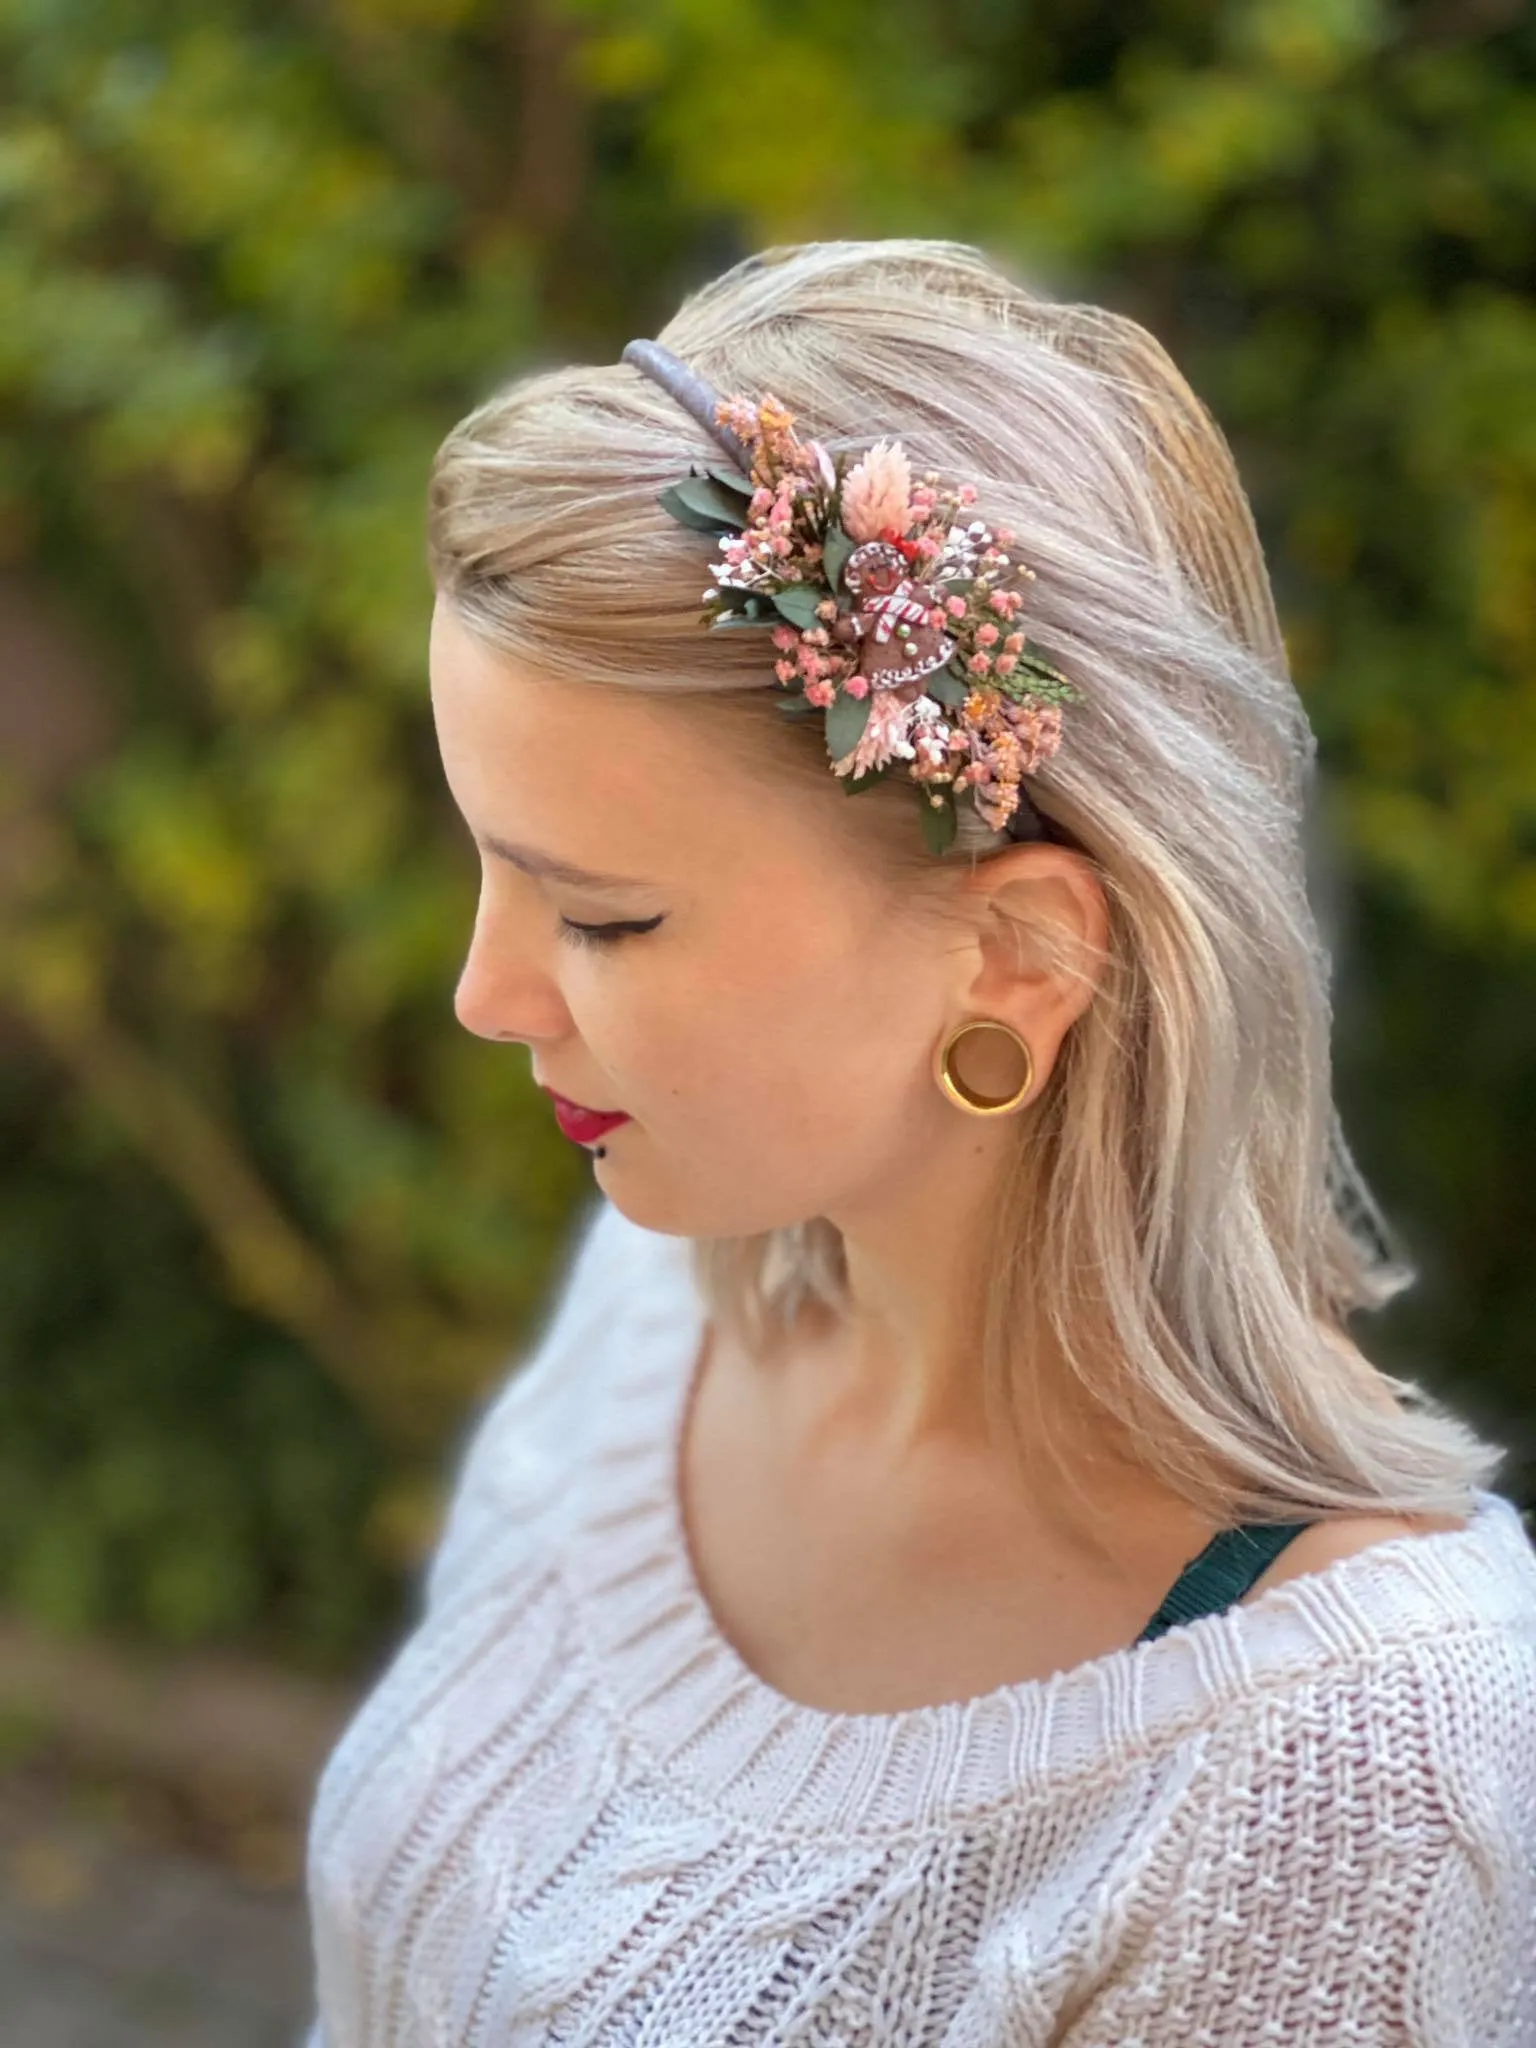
303,241,1536,2045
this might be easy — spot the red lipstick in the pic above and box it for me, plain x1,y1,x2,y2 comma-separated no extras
540,1088,632,1146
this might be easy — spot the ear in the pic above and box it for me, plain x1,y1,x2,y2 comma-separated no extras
951,845,1110,1097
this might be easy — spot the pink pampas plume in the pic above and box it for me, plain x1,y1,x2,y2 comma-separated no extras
840,441,913,543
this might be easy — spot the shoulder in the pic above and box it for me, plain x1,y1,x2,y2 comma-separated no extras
1239,1510,1474,1607
1070,1608,1536,2043
1216,1506,1536,1844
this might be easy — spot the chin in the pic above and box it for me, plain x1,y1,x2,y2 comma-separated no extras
599,1169,819,1247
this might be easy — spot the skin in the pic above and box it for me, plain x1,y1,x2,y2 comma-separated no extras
430,598,1464,1714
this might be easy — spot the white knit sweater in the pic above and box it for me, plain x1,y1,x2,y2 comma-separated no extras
303,1197,1536,2047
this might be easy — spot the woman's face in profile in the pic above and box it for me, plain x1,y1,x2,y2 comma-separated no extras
427,599,970,1241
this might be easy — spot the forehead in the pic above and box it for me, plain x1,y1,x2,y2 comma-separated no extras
427,600,802,892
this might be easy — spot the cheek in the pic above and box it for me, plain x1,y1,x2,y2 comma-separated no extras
615,906,941,1142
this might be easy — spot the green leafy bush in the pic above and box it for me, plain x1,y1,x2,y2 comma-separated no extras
0,0,1529,1668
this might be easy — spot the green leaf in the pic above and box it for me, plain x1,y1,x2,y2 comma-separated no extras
774,694,820,718
822,522,855,592
658,482,740,534
824,683,873,761
919,791,958,856
671,474,752,529
927,670,968,709
770,583,824,629
705,462,756,499
707,611,775,631
843,762,893,794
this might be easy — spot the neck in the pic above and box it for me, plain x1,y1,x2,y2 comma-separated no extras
810,1113,1025,1450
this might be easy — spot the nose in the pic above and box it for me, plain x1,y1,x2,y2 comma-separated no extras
453,883,571,1046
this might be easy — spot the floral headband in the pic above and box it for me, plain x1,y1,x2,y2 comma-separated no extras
623,338,1078,856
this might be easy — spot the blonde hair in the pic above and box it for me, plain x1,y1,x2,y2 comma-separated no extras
429,238,1506,1533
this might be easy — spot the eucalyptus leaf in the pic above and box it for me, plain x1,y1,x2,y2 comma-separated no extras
658,482,740,534
708,612,776,630
672,475,751,529
822,522,855,593
775,694,820,717
843,763,893,795
705,462,756,499
712,590,773,618
927,670,968,709
770,583,824,630
920,791,958,856
824,684,873,762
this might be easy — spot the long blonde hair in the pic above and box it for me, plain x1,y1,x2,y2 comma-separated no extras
429,238,1506,1531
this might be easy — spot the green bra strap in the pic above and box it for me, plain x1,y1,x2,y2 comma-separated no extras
1134,1521,1315,1644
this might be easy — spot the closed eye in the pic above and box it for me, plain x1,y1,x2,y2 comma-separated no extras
556,913,665,949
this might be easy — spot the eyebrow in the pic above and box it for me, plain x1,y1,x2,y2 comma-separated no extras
476,833,654,894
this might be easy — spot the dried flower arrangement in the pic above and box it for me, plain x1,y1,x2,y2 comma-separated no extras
655,391,1078,856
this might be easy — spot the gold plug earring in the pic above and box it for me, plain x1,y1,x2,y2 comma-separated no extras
933,1018,1035,1116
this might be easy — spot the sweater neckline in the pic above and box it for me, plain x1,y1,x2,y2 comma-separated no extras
562,1228,1535,1840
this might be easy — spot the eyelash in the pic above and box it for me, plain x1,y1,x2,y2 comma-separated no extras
556,914,665,950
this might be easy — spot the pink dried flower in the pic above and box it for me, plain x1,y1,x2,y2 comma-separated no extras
975,622,1000,648
988,589,1016,616
774,659,797,684
843,675,870,700
716,397,761,450
945,594,967,619
770,624,798,653
967,652,993,676
1004,700,1063,772
995,654,1018,676
957,483,978,506
840,440,913,542
770,534,793,558
1003,631,1024,653
804,676,835,708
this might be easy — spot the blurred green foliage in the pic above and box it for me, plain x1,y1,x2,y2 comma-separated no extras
0,0,1530,1669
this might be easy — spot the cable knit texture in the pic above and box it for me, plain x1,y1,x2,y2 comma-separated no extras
303,1197,1536,2046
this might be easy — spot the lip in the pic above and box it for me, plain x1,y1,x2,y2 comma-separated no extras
539,1086,632,1146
